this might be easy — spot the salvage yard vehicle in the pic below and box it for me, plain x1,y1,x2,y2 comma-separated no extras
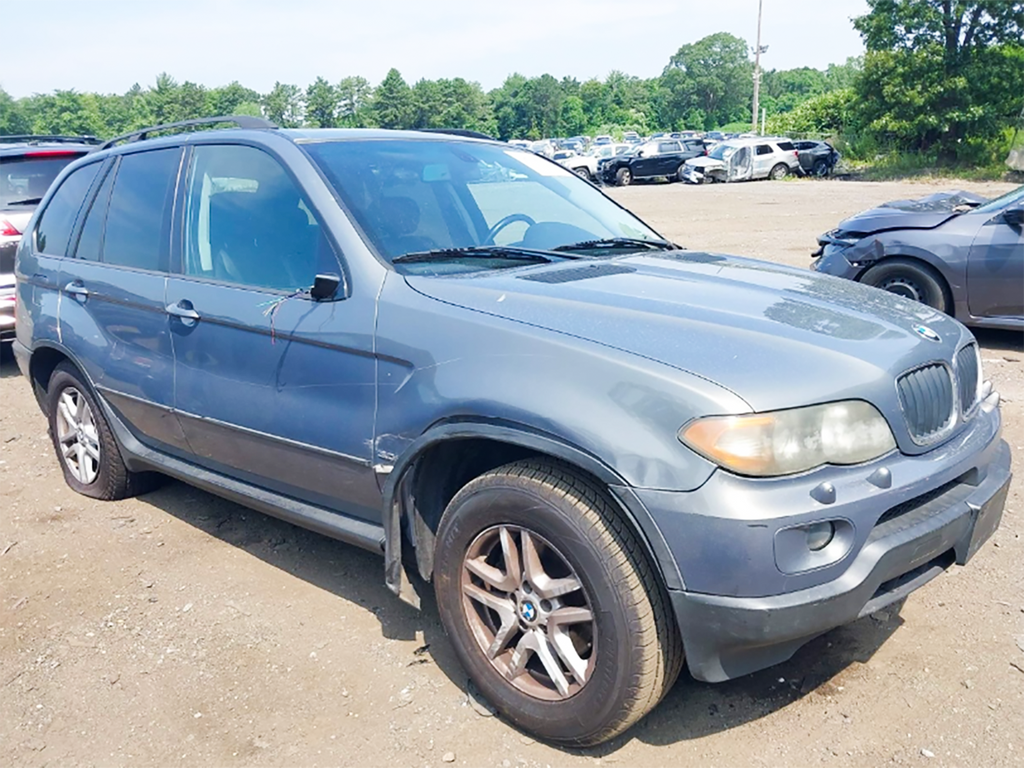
813,186,1024,330
14,117,1011,747
794,140,841,177
598,139,706,185
1,135,101,340
682,137,800,184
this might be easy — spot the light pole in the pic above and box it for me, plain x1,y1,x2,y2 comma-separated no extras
752,0,765,134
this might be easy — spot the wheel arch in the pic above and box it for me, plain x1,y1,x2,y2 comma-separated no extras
380,420,685,603
26,341,88,414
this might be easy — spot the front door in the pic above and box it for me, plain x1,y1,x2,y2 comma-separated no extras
57,149,186,451
967,208,1024,319
167,143,382,521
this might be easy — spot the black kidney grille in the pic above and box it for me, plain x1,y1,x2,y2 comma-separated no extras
955,344,979,414
897,364,954,442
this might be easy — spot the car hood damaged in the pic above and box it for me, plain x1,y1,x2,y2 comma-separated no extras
406,252,966,413
831,190,990,237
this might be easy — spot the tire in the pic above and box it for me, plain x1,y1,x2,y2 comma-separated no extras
675,164,687,182
769,163,789,180
46,362,155,500
812,158,830,177
434,459,683,747
615,167,632,186
572,167,592,181
860,258,951,314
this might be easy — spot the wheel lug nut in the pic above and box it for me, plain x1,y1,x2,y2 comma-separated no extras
540,599,552,612
522,582,532,594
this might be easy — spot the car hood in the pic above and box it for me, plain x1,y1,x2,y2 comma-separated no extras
834,190,989,236
684,156,724,170
405,252,965,413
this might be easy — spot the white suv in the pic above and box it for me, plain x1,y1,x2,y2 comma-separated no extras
682,137,801,184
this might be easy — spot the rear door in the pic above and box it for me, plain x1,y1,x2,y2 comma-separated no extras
752,144,774,178
166,143,381,521
16,160,102,348
57,148,187,451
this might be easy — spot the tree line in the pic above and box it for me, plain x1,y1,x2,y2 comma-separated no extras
1,2,1021,165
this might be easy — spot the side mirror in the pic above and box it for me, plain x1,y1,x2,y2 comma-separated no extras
310,273,340,301
1002,206,1024,227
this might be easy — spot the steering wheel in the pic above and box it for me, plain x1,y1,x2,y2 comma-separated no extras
485,213,536,244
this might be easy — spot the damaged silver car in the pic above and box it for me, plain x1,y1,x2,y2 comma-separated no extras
813,187,1024,330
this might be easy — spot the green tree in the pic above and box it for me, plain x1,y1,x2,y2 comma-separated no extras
373,69,413,129
262,82,303,127
305,76,338,127
663,32,753,129
0,88,32,135
852,1,1024,159
210,81,262,116
337,76,374,127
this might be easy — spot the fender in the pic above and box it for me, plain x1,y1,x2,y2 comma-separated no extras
22,338,94,412
380,419,686,604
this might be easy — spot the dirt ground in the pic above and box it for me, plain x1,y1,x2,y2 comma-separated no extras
2,178,1022,768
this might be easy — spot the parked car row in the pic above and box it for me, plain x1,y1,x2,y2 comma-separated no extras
3,118,1017,749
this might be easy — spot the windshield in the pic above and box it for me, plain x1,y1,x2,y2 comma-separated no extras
974,184,1024,215
1,154,86,207
707,143,736,161
303,139,661,271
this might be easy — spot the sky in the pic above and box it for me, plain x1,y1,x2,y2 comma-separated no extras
1,0,869,97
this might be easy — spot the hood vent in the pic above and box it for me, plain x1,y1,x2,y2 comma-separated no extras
519,263,636,284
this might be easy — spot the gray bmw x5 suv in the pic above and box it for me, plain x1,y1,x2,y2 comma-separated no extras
13,117,1011,746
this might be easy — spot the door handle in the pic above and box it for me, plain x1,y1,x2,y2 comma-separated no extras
64,281,89,302
166,300,200,324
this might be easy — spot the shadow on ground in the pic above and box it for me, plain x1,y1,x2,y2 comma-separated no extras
135,476,905,754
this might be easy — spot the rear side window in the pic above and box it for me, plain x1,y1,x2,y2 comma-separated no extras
776,142,795,151
755,145,773,156
73,165,115,262
34,162,101,256
102,148,181,271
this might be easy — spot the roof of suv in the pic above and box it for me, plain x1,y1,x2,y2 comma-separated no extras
0,135,102,157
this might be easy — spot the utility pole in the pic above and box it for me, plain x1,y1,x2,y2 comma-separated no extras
752,0,764,134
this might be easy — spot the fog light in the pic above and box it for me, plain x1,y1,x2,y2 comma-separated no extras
805,521,836,551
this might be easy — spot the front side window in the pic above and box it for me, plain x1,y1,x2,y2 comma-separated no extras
304,139,661,269
33,162,101,256
102,149,181,271
183,144,340,292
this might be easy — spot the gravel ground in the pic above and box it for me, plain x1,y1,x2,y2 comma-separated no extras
2,177,1022,768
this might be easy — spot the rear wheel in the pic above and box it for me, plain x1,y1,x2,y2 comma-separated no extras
615,167,632,186
46,362,155,500
860,258,951,314
769,163,789,180
434,459,682,746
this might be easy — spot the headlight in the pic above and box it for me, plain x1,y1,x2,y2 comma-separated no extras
679,401,896,477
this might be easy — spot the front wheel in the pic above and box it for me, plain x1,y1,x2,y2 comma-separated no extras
434,459,682,746
615,167,632,186
572,166,592,181
675,164,687,182
769,163,789,180
860,258,951,314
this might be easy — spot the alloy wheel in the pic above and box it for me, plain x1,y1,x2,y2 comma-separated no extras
461,525,596,701
55,387,101,485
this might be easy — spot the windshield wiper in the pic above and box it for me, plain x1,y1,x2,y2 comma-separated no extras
553,237,681,253
5,197,42,206
392,245,569,265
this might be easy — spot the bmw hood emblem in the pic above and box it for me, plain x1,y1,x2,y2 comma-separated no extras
913,325,941,342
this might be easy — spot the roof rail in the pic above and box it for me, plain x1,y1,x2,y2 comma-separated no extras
0,134,102,145
418,128,496,141
97,115,278,151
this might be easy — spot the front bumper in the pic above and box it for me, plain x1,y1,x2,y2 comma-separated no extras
811,239,868,279
636,404,1010,682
